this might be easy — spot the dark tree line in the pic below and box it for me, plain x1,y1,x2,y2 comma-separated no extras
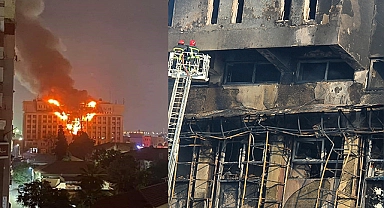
21,127,167,207
19,147,167,208
53,127,94,161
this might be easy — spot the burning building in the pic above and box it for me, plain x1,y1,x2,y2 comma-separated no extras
15,1,125,154
23,98,124,153
168,0,384,207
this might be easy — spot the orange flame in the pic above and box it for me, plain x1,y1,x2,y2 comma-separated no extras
48,99,97,135
87,101,96,108
48,99,60,107
83,113,96,121
54,112,68,120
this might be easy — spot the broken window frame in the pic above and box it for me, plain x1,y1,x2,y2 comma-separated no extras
292,138,325,163
224,61,281,85
296,59,355,83
367,136,384,178
367,59,384,90
291,137,344,179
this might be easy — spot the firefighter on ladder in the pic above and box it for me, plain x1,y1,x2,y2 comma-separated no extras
171,39,201,74
186,39,200,74
171,40,188,71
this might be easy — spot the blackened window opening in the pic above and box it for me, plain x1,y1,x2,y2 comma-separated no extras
225,62,280,84
308,0,317,20
292,137,343,179
369,60,384,89
211,0,220,24
236,0,244,23
298,60,354,82
283,0,292,20
168,0,175,26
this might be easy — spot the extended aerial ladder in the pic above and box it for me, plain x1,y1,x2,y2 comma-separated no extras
167,49,211,203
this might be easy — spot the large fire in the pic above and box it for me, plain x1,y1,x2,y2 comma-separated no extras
47,99,97,135
48,99,60,107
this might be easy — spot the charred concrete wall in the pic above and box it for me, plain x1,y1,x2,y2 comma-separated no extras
338,0,375,69
186,82,366,116
169,0,379,69
180,42,384,117
370,1,384,57
169,0,340,50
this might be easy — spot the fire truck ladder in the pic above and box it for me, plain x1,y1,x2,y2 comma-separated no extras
168,51,211,203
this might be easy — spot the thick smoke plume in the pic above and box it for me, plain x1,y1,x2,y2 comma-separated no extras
15,0,91,108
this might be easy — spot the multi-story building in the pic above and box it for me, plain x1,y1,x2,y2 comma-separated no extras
0,0,16,207
169,0,384,207
23,99,124,153
86,101,124,144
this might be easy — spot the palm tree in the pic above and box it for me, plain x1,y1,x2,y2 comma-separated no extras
75,164,106,208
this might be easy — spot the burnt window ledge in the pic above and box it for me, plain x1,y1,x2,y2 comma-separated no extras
295,80,354,84
223,82,279,89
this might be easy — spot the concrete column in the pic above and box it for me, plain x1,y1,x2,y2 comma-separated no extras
290,0,306,26
336,136,359,208
217,0,234,24
193,140,214,208
265,135,287,208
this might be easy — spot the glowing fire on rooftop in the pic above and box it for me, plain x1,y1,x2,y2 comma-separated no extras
87,101,96,108
48,99,60,107
48,98,98,135
54,112,68,120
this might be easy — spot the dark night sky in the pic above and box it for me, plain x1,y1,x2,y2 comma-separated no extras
13,0,168,132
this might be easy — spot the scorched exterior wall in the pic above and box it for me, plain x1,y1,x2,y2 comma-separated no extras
168,0,384,207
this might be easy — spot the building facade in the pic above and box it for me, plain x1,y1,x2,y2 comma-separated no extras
169,0,384,207
0,0,15,207
23,99,124,153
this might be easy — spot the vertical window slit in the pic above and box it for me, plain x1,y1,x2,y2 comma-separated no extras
168,0,175,26
211,0,220,24
308,0,317,20
283,0,292,20
235,0,244,23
